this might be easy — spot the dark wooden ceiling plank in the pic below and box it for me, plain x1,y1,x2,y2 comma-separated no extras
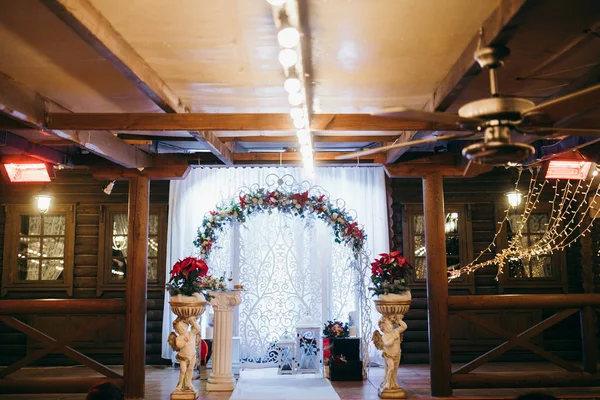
0,72,152,168
46,113,459,132
0,131,68,165
40,0,232,165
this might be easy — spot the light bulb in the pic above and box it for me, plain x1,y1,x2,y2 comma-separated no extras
267,0,287,5
300,144,313,157
290,107,304,120
288,91,303,106
506,190,522,208
296,129,311,146
278,48,298,68
277,27,300,48
36,194,53,215
293,118,307,129
284,77,301,93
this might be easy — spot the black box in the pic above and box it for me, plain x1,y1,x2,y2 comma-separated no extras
329,358,363,381
330,337,361,360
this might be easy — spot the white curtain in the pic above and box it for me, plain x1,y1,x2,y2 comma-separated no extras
162,166,389,360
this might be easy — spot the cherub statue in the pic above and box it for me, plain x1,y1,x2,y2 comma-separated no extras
168,316,201,391
372,315,408,391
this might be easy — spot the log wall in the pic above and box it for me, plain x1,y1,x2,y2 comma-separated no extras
0,169,169,366
390,168,588,364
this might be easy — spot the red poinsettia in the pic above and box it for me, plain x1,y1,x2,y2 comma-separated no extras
292,191,309,206
265,191,279,205
370,250,413,296
167,256,209,296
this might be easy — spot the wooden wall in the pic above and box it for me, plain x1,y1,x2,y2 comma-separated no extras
0,166,594,368
389,168,588,364
0,169,169,366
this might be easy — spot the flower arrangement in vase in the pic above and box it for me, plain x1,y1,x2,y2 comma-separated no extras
370,250,414,299
322,320,350,338
166,256,229,303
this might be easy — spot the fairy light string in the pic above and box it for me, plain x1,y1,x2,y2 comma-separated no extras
450,166,600,280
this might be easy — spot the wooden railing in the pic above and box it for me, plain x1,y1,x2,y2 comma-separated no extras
447,294,600,389
0,299,126,394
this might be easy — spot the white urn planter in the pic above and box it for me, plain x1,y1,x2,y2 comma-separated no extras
168,293,207,400
373,290,411,399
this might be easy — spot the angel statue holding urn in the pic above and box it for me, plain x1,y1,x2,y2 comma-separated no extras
372,315,408,394
168,316,201,392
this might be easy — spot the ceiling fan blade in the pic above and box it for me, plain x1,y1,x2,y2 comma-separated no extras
373,107,480,128
335,133,472,160
523,83,600,123
523,127,600,136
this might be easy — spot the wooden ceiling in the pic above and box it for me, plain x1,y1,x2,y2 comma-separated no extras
0,0,599,174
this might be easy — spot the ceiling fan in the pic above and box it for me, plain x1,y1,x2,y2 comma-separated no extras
336,45,600,164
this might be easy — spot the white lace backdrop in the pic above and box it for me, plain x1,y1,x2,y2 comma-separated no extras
161,167,389,364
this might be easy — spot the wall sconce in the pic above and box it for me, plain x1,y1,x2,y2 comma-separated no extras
506,190,522,208
103,180,116,195
35,191,53,215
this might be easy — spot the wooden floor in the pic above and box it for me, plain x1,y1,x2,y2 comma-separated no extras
1,363,600,400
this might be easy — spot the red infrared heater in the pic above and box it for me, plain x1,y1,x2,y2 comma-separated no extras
4,163,52,182
545,160,593,180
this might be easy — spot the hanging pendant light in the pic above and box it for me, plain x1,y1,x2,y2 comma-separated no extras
506,190,522,208
35,190,53,215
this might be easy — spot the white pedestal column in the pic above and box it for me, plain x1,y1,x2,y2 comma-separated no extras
206,291,242,392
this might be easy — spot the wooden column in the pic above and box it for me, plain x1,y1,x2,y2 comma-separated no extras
123,176,149,400
422,173,452,397
580,213,597,373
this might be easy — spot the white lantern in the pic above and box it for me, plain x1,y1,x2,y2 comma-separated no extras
295,319,322,374
277,334,296,375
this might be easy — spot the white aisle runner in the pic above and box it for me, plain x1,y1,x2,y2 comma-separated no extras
229,368,340,400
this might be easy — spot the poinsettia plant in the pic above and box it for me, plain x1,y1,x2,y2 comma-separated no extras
369,250,414,296
166,256,210,296
322,320,349,338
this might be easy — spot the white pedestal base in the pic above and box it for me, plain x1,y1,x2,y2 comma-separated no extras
206,374,236,391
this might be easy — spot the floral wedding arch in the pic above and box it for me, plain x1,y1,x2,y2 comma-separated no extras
193,174,373,374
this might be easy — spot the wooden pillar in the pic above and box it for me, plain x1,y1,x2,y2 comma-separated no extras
422,173,452,397
124,176,149,400
580,213,597,373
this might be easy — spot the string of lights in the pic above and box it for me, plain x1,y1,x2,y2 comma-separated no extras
450,166,600,280
267,0,314,175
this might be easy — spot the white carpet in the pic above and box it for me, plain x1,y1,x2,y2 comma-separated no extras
229,368,340,400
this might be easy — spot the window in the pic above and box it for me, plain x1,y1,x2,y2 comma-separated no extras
97,205,167,294
403,204,473,289
2,205,75,296
497,205,565,291
507,213,553,278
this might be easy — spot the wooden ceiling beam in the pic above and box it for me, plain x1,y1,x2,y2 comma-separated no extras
233,152,385,164
384,154,469,177
40,0,232,165
46,113,458,132
220,135,400,143
0,72,152,169
116,134,399,143
386,0,529,163
91,155,191,180
0,131,69,165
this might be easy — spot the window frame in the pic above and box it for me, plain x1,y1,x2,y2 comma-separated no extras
402,203,474,292
496,203,567,291
97,204,167,295
1,204,75,296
